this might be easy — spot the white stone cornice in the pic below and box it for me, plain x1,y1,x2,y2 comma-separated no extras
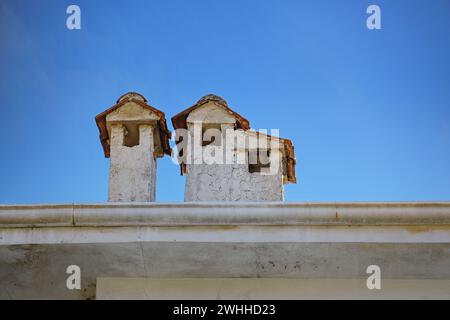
1,202,450,228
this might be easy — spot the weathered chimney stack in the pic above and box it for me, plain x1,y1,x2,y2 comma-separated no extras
172,94,296,202
95,92,171,202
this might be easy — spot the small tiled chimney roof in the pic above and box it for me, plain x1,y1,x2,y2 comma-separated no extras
95,92,171,158
171,94,250,131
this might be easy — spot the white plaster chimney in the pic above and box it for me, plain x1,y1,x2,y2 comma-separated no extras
96,92,171,202
171,94,296,202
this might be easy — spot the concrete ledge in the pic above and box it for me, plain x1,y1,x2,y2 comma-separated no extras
1,202,450,228
0,204,73,228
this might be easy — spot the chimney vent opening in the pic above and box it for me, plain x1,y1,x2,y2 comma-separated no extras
123,124,140,147
248,149,271,173
202,124,222,147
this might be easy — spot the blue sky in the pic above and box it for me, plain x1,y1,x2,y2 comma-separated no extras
0,0,449,203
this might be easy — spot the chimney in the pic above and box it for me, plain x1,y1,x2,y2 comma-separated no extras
171,94,296,202
95,92,171,202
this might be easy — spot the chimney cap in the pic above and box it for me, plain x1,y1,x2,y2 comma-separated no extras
171,94,297,184
117,92,147,103
196,94,228,107
95,92,171,158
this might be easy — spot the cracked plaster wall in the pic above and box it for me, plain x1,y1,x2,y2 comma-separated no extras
184,138,284,201
184,104,284,201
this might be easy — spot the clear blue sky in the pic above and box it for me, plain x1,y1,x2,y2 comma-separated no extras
1,0,449,203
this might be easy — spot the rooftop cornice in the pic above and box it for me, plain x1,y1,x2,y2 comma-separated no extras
1,202,450,228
